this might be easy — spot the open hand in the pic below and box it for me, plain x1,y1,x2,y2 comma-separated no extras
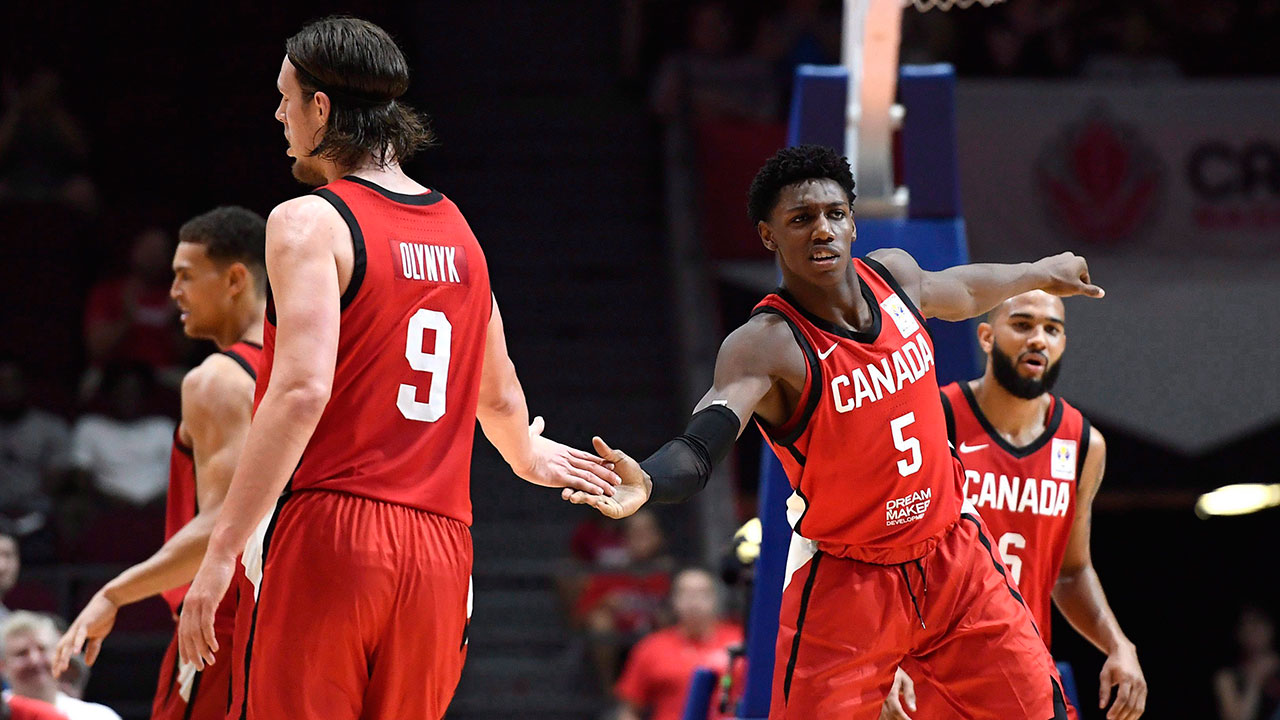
561,436,651,519
53,590,118,676
1035,252,1105,298
1100,643,1146,720
514,416,620,496
177,554,235,670
879,667,917,720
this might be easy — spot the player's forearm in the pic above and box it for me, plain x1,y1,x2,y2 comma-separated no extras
476,363,535,474
102,512,217,606
205,387,324,560
1052,566,1133,655
927,261,1051,321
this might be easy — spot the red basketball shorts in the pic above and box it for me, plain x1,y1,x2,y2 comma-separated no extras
152,622,234,720
770,511,1069,719
235,489,473,720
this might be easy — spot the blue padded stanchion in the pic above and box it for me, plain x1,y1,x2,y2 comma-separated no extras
680,667,719,720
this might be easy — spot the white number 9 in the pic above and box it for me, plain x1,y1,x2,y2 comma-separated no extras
397,309,452,422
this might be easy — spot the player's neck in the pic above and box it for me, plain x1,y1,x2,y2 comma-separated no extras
781,265,873,334
971,377,1051,445
213,298,267,350
334,157,427,195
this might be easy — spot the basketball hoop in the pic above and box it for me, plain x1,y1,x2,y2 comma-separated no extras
904,0,1006,12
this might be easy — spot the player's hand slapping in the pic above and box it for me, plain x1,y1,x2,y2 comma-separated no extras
879,667,917,720
513,416,621,496
561,436,650,519
52,590,118,677
1034,252,1105,299
1100,643,1146,720
177,553,237,670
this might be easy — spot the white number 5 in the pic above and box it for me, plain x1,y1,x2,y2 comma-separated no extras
890,412,922,476
397,309,452,422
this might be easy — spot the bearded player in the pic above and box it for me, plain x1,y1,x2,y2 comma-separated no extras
177,17,618,720
880,291,1146,720
52,207,267,720
566,144,1104,719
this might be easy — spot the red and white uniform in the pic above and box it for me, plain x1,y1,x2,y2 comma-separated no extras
237,177,488,720
942,381,1090,649
756,258,1068,720
154,341,262,720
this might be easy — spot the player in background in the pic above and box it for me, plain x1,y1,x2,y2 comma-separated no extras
51,207,267,720
177,17,618,720
566,144,1103,719
880,291,1146,720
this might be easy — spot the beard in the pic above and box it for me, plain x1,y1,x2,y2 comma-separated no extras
291,155,328,187
991,344,1062,399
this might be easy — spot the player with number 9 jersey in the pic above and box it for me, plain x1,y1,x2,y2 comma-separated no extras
254,175,490,523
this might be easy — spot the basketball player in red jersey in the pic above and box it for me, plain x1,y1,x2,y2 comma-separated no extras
176,17,618,720
566,144,1105,719
881,290,1145,720
51,206,267,720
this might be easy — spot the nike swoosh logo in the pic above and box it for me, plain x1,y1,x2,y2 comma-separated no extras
817,343,838,360
958,442,988,453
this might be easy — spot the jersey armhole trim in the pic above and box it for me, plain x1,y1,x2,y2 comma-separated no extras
219,349,258,381
313,188,367,311
861,255,929,331
749,305,822,448
939,391,957,447
1076,415,1092,483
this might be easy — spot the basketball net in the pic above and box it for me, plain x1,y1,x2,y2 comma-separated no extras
842,0,1005,216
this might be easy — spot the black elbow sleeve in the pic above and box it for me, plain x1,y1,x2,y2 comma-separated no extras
640,404,740,504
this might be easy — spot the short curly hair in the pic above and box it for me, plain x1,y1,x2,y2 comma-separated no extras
747,144,857,224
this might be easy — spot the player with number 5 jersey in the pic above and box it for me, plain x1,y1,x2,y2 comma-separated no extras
564,145,1106,719
176,17,619,720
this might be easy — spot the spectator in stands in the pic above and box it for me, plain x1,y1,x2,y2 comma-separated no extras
0,360,68,544
578,509,675,692
615,567,743,720
650,2,780,123
0,68,97,213
0,534,18,623
0,612,119,720
81,228,182,393
69,363,173,506
2,694,67,720
1215,605,1280,720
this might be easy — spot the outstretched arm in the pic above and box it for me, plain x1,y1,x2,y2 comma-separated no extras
1052,430,1146,720
476,296,618,495
54,356,254,674
870,248,1104,322
178,196,342,669
564,313,804,518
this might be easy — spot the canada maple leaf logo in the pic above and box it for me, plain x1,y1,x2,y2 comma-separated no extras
1035,108,1163,245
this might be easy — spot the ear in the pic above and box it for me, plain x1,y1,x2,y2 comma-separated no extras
226,262,250,295
312,90,332,125
758,221,777,252
976,321,994,354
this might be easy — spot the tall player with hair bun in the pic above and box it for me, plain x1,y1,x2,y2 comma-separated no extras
566,144,1106,719
176,17,619,720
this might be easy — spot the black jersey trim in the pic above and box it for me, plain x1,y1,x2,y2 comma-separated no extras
341,175,444,206
774,279,881,343
783,551,823,704
239,491,291,720
183,669,203,720
264,283,276,326
313,188,367,311
862,255,929,332
240,340,263,350
219,349,257,382
750,306,823,449
1049,677,1070,720
173,426,193,458
939,391,957,448
1076,415,1092,483
959,383,1064,459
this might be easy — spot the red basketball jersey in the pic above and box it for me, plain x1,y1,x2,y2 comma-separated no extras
940,381,1090,648
754,257,964,564
162,340,263,625
256,176,491,525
